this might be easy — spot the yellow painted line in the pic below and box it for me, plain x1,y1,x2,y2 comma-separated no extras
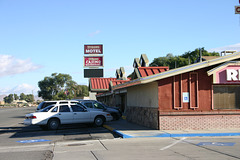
103,125,115,131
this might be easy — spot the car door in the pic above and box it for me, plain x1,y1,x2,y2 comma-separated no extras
57,105,74,124
71,104,91,123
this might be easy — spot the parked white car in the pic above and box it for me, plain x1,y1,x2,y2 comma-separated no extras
24,103,113,130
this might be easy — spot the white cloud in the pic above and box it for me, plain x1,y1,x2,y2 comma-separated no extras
88,30,101,37
0,83,39,95
0,55,42,77
208,43,240,53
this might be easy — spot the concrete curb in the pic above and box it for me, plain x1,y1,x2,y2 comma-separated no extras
103,125,133,138
134,132,240,138
103,125,240,138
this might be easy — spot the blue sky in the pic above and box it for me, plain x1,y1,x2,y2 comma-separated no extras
0,0,240,95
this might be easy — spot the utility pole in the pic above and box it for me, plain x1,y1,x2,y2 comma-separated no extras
200,48,202,62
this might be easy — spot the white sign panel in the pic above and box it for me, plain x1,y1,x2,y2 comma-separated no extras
226,69,240,81
183,92,189,103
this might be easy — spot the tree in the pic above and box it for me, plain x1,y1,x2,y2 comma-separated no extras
38,73,88,100
72,85,89,98
81,85,89,97
25,94,34,102
181,48,219,63
4,94,14,103
14,94,19,100
151,54,188,69
150,47,219,69
20,93,26,100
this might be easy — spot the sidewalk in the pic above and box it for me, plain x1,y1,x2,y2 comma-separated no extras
103,118,240,138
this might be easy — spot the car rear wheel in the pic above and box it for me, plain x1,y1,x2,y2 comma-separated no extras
94,116,104,127
47,118,60,130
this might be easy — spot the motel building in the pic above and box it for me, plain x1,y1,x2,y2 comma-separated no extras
89,52,240,130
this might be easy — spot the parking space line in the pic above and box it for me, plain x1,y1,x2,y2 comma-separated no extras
160,137,187,151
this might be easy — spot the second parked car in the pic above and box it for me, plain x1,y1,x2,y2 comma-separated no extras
76,100,122,120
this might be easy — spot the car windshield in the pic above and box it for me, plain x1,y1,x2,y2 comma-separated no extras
99,102,108,107
94,102,106,109
40,105,55,112
37,101,45,110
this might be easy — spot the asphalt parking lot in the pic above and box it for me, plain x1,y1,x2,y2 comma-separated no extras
0,107,117,159
1,107,240,160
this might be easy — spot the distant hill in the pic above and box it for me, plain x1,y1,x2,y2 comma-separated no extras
0,95,7,101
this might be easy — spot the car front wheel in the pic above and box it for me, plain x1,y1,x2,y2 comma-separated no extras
94,116,104,127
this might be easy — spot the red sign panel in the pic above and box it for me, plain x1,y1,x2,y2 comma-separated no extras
84,45,103,54
84,56,103,67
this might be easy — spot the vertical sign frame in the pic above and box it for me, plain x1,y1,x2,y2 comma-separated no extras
83,44,104,78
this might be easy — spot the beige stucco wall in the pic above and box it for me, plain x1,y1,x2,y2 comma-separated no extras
127,82,158,108
89,92,97,100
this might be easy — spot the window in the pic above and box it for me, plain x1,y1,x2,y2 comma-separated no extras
213,85,240,109
59,105,70,112
84,102,93,108
41,105,55,112
71,105,85,112
44,102,56,107
51,107,58,112
38,102,56,110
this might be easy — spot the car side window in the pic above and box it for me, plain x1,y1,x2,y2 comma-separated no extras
51,107,58,112
84,102,93,108
71,105,85,112
59,105,70,112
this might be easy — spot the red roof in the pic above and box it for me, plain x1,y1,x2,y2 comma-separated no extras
90,78,116,90
111,80,130,86
138,67,169,77
90,67,168,91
